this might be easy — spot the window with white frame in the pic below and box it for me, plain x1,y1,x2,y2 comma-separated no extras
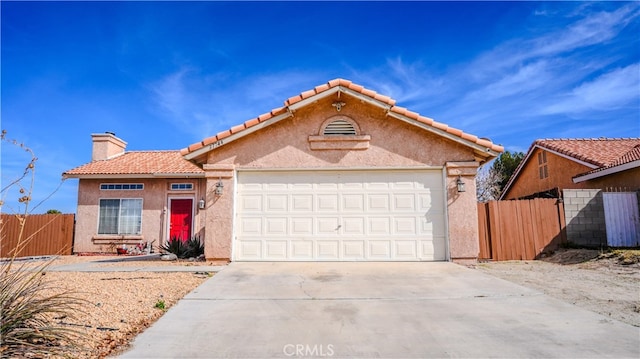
170,183,193,191
98,198,143,235
100,183,144,190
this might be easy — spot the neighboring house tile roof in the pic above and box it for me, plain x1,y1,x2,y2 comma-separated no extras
500,138,640,199
573,144,640,182
534,138,640,167
63,151,204,178
180,78,504,158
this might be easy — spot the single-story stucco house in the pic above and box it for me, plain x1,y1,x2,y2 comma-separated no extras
64,79,503,263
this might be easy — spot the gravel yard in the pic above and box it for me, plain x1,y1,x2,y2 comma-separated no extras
5,249,638,357
4,255,217,358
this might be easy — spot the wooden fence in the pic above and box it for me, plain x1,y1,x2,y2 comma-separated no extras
478,199,566,261
1,214,75,258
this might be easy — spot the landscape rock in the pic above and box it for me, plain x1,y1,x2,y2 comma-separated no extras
161,254,177,261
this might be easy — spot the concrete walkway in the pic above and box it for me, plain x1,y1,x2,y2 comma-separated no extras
47,255,226,273
118,262,640,358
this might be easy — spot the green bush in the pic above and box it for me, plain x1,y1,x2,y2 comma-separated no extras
161,236,204,259
154,299,166,310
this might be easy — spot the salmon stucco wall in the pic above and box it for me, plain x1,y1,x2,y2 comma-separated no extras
74,178,206,253
199,94,485,261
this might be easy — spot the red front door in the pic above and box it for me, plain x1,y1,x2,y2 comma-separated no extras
169,199,193,241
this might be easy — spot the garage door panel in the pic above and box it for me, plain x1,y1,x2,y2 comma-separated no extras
240,217,262,236
290,183,313,191
422,215,446,236
265,241,287,259
368,194,390,211
394,240,417,258
317,241,340,259
420,238,446,260
343,217,365,235
292,195,313,211
369,217,391,235
235,170,446,261
317,195,339,211
291,241,313,259
343,241,365,259
342,194,365,211
391,181,415,190
369,241,391,259
291,218,313,235
265,217,287,235
317,217,340,234
266,195,288,211
394,217,417,235
240,195,263,211
418,193,439,211
393,194,416,211
239,241,262,259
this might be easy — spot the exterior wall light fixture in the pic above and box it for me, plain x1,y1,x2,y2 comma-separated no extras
215,179,224,195
198,198,205,209
456,176,466,193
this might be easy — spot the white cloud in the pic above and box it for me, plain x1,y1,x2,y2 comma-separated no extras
542,63,640,115
147,69,325,139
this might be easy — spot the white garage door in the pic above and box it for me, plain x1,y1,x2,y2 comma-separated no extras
234,170,446,261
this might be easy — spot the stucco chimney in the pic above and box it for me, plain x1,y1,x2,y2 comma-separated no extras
91,132,127,161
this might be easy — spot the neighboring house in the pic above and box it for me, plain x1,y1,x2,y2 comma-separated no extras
500,138,640,200
499,138,640,248
64,79,503,263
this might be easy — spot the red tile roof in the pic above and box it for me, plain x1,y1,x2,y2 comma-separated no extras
577,144,640,177
535,138,640,167
63,151,204,177
181,78,504,156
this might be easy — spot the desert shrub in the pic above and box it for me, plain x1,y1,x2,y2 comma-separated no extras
0,261,88,357
185,236,204,258
0,131,88,356
161,236,204,259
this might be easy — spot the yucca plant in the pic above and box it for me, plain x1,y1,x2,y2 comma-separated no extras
161,236,204,259
161,236,189,258
185,236,204,258
0,260,89,357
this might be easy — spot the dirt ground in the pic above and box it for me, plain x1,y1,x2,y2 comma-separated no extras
470,249,640,327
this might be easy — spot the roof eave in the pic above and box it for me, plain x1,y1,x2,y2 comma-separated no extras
573,160,640,183
63,173,205,179
183,111,294,161
386,111,500,164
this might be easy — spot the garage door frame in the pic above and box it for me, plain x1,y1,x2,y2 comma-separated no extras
232,167,450,262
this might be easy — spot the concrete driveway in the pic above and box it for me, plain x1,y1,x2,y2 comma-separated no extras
119,262,639,358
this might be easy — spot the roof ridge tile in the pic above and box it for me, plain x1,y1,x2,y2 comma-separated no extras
181,78,505,156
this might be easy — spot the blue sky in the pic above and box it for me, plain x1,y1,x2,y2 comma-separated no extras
2,1,639,214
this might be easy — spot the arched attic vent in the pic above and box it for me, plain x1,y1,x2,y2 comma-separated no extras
320,116,360,136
